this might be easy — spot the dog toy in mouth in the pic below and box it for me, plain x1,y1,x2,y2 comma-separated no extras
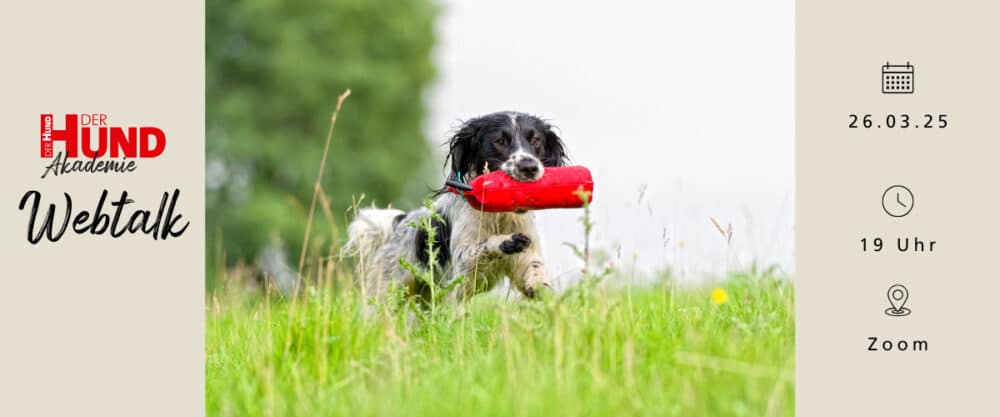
445,166,594,212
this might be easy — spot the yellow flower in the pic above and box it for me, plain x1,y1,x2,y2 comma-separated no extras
711,288,728,305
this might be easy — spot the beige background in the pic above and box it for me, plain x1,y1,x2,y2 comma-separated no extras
798,0,998,415
0,2,204,416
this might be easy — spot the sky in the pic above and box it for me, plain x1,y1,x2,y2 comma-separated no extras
425,0,794,283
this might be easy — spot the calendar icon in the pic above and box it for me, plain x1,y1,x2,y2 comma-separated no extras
882,61,914,94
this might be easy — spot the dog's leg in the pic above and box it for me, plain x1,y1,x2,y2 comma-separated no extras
510,238,552,299
450,233,530,299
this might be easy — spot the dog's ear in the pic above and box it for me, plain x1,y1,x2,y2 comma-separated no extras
541,124,568,167
446,119,484,180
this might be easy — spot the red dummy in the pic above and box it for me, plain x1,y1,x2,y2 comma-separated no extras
447,166,594,212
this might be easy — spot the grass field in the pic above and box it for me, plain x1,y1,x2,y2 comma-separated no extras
206,270,794,417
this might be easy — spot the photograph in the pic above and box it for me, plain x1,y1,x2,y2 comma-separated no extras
205,1,793,416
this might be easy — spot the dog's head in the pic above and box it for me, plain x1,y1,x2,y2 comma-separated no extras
446,112,567,182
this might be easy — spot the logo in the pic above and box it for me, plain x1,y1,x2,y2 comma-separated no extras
18,113,189,244
39,113,166,178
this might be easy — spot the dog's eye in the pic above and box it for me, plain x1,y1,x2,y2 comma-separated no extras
495,136,510,147
529,135,541,146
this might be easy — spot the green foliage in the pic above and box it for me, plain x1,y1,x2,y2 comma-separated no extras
206,0,438,272
397,198,466,311
206,277,795,417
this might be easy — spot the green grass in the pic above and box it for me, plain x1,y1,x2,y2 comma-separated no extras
206,273,794,417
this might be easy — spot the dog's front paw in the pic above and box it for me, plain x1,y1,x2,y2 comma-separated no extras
499,233,531,254
520,262,552,299
522,280,553,299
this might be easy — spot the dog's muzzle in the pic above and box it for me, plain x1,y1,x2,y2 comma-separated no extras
502,153,544,182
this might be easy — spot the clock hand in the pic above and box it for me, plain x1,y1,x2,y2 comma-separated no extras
897,192,907,208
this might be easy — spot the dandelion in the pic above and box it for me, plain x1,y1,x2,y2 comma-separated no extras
711,287,728,305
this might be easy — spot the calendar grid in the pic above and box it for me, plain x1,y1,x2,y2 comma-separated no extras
882,62,914,94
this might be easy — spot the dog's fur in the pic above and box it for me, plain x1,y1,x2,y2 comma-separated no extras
345,111,567,303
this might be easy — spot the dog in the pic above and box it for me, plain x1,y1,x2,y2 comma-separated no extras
345,111,567,303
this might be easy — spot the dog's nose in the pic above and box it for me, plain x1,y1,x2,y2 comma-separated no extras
516,159,540,178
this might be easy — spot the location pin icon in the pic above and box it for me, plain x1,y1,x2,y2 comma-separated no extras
887,284,909,313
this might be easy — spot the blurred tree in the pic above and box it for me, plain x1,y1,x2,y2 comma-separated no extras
206,0,437,285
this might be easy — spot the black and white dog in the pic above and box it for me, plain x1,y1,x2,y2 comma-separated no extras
346,111,567,302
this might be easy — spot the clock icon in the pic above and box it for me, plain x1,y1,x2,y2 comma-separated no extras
882,185,914,218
